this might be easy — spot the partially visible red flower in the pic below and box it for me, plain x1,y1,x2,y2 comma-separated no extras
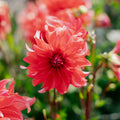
0,0,11,40
46,16,88,38
42,0,92,13
18,0,93,44
54,8,93,27
0,78,35,120
24,17,90,94
78,10,94,27
95,13,111,28
107,39,120,81
41,0,93,26
18,2,48,44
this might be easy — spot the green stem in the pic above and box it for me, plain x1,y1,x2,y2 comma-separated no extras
53,89,57,120
85,38,96,120
47,91,53,119
92,43,96,85
101,81,112,99
47,89,57,120
79,88,86,112
85,90,90,120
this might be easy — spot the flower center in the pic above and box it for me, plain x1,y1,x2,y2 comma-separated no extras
51,54,64,68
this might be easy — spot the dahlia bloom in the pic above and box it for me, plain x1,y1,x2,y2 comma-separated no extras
0,0,11,40
19,0,93,44
18,2,48,44
24,17,90,94
95,13,111,28
46,16,88,39
41,0,92,13
41,0,93,26
0,78,35,120
54,8,94,27
77,10,94,27
107,39,120,81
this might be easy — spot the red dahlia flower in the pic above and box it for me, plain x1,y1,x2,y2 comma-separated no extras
18,2,48,44
42,0,92,13
41,0,93,26
24,18,90,94
54,8,93,27
0,0,11,40
0,78,35,120
45,16,88,39
18,0,93,44
107,39,120,81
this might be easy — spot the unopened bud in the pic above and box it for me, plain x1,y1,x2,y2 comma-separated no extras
87,84,93,93
79,92,84,99
87,30,96,43
109,83,116,89
78,5,88,14
89,74,93,80
43,109,47,120
95,13,111,28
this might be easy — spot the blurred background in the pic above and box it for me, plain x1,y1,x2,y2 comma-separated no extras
0,0,120,120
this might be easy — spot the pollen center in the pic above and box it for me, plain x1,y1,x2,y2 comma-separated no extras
51,54,64,68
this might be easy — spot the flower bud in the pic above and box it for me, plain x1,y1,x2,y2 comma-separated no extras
95,13,111,28
78,5,88,14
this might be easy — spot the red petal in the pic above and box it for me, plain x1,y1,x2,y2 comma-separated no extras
12,94,35,113
112,39,120,54
0,79,10,90
0,96,14,108
8,78,15,94
0,118,10,120
1,105,22,120
113,68,120,81
38,88,46,93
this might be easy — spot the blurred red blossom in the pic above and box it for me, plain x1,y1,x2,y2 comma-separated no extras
18,2,48,44
18,0,93,44
0,0,11,40
24,17,90,94
41,0,92,13
0,78,35,120
95,13,111,28
54,8,94,27
107,39,120,81
41,0,93,26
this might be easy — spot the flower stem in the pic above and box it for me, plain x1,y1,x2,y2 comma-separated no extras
85,90,90,120
92,43,96,85
47,91,53,119
85,35,96,120
79,88,86,112
47,89,57,120
101,81,112,99
53,89,57,120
